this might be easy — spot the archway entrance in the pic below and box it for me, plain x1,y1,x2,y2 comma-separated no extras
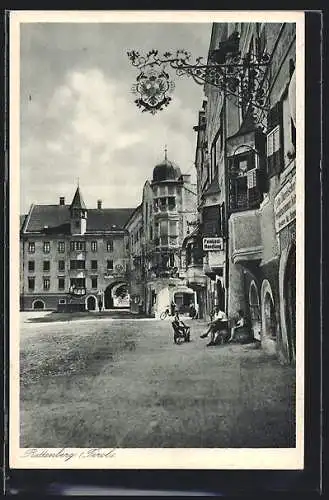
104,282,129,309
263,291,277,340
32,300,45,310
249,281,261,341
86,295,96,311
284,244,296,362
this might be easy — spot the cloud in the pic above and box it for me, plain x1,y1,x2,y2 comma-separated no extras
20,23,209,212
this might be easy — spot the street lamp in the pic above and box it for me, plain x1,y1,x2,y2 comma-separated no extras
127,35,270,122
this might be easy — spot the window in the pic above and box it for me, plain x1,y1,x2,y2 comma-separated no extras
168,185,175,195
91,241,97,252
107,260,113,270
28,277,35,291
91,260,98,270
43,277,50,290
28,261,35,272
159,185,166,196
169,220,177,236
70,241,86,251
228,151,263,211
59,299,66,304
70,260,85,270
168,197,176,211
160,198,167,211
58,260,65,271
75,221,80,229
154,199,159,212
43,241,50,253
91,276,98,289
202,205,221,235
70,278,85,288
107,240,113,252
169,253,175,267
58,277,65,290
43,261,50,272
28,242,35,253
58,241,65,253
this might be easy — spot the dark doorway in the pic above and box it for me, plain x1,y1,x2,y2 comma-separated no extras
216,280,225,311
87,296,96,311
104,285,114,309
284,244,296,362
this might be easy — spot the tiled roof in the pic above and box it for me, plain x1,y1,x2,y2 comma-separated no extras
23,205,135,234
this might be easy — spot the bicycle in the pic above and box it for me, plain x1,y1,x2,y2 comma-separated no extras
160,307,170,320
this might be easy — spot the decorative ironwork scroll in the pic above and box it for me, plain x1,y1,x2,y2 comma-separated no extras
127,47,270,119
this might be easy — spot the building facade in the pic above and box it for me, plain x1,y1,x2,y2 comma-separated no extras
125,153,199,318
20,187,134,312
187,22,296,363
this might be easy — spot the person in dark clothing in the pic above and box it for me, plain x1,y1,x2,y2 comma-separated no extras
172,312,190,342
170,300,176,316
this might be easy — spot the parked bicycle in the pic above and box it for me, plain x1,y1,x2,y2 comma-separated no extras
160,307,171,320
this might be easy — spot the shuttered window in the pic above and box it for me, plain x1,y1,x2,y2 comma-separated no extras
267,101,283,177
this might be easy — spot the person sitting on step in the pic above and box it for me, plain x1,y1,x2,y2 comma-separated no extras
200,305,228,346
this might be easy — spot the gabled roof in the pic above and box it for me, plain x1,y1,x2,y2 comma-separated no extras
70,186,86,210
22,204,135,234
20,214,27,231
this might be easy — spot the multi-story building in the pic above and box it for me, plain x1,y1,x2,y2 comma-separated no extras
125,152,199,317
185,22,296,363
20,186,134,311
124,203,144,314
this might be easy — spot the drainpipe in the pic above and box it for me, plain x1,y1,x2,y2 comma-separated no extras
223,75,230,318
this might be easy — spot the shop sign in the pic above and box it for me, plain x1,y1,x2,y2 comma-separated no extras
274,175,296,233
203,237,224,251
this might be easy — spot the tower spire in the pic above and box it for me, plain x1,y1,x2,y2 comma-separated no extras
164,144,168,161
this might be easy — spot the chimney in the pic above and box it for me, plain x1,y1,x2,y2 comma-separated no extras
59,196,65,205
97,200,102,209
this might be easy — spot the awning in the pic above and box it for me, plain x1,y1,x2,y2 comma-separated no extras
288,69,296,128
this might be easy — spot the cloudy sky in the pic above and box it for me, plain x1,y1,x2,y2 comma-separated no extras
20,21,211,213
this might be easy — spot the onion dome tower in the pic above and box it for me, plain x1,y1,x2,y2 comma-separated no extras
152,146,181,183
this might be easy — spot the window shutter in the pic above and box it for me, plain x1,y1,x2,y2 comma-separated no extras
267,101,283,177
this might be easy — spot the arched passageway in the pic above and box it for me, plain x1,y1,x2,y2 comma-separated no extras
104,282,129,309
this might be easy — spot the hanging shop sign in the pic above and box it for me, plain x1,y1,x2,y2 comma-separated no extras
274,175,296,233
203,237,224,251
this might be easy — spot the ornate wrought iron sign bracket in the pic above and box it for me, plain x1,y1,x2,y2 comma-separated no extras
127,47,271,118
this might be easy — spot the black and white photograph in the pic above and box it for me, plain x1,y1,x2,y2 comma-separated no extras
10,11,304,469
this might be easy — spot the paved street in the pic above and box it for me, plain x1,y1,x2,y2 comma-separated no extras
20,313,295,448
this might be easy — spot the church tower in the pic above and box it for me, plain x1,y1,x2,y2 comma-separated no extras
70,185,87,235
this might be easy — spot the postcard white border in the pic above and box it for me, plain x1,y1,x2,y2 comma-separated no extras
10,10,305,470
